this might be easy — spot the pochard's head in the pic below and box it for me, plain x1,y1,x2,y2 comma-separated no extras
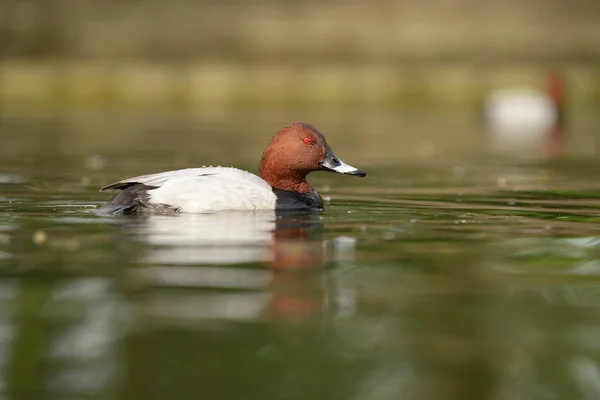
259,122,365,193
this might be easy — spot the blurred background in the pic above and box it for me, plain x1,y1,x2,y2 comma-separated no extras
1,0,600,161
2,1,600,399
1,0,600,109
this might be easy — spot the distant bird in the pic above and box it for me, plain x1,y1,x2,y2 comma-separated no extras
483,73,566,156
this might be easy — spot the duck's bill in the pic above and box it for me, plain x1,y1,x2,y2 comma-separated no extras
319,144,366,177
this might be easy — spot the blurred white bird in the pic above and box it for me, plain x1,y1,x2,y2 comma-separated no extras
483,73,565,156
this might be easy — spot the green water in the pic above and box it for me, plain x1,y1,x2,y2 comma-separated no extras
2,111,600,399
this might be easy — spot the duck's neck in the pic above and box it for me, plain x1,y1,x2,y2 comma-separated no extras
260,171,312,194
546,74,566,157
546,74,566,128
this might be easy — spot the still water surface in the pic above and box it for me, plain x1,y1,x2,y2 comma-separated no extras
2,111,600,399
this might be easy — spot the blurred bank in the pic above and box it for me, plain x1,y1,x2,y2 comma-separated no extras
1,0,600,111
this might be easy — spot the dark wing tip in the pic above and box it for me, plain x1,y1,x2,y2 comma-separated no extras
100,182,137,192
97,183,158,215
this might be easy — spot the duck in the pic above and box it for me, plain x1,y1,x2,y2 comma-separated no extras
483,73,565,156
97,122,366,214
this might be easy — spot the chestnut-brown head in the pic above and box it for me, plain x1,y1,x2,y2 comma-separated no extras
259,122,365,193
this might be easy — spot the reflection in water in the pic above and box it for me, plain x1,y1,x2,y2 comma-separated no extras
0,281,18,393
130,211,334,268
45,278,123,396
2,277,124,398
135,212,277,265
125,211,356,323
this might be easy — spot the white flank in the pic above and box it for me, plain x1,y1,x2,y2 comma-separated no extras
114,167,278,213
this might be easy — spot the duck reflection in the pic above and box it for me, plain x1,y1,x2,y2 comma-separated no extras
125,211,356,322
134,212,277,266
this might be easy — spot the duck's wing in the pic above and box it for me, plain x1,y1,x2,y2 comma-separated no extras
98,167,277,214
98,168,226,215
100,168,220,191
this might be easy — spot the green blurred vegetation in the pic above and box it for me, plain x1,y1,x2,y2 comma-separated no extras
1,0,600,109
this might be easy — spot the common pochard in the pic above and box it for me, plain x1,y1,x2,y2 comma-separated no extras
97,122,366,214
483,73,565,155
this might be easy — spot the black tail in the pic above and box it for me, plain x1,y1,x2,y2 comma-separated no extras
96,184,157,215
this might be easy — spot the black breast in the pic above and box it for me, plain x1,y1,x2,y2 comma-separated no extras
273,188,323,211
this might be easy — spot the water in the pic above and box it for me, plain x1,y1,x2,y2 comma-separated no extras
2,110,600,399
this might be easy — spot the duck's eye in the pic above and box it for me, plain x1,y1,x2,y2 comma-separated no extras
303,137,312,144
